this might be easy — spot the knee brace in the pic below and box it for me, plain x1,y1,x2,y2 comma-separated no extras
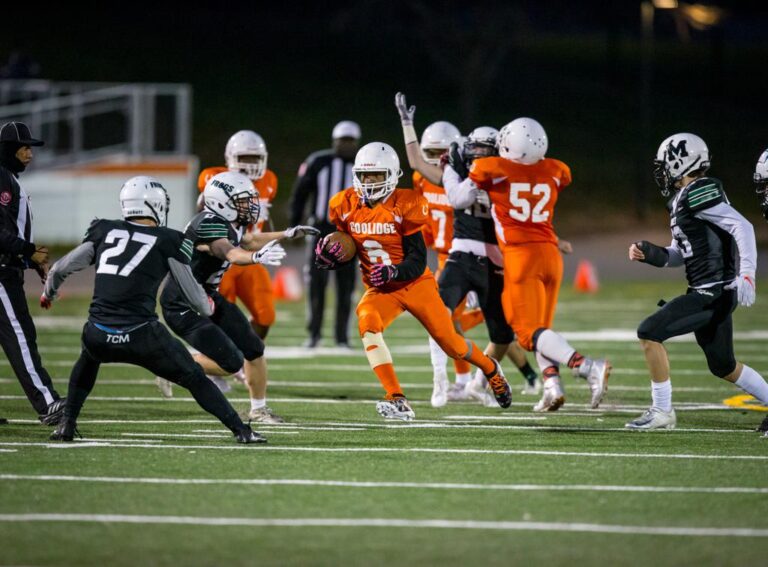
242,334,265,364
487,319,515,346
703,348,736,379
637,317,665,342
361,332,393,368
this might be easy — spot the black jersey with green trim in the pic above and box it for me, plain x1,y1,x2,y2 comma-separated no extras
668,177,736,288
85,219,188,326
161,211,243,309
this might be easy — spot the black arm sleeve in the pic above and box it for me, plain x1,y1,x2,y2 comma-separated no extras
394,231,427,282
636,240,669,267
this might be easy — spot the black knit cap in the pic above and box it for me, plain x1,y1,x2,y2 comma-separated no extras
0,122,44,146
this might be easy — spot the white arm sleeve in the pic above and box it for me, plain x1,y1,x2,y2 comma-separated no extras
443,167,478,210
44,242,95,299
665,239,684,268
695,202,757,276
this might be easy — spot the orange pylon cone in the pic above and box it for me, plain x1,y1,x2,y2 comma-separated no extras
574,260,599,293
272,266,303,301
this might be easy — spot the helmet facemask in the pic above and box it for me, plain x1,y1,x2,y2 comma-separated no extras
230,153,267,181
231,192,260,226
353,168,397,206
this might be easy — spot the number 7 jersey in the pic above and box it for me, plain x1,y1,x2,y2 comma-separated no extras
469,156,571,246
328,187,430,289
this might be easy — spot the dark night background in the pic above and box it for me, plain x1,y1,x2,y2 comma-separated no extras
1,0,766,231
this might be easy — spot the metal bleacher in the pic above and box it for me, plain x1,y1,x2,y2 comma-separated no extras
0,79,192,168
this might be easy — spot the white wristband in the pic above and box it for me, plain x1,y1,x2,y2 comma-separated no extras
251,252,259,264
403,124,418,145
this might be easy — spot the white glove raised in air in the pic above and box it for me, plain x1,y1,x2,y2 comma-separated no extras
395,92,416,125
252,239,287,266
284,225,321,239
725,274,756,307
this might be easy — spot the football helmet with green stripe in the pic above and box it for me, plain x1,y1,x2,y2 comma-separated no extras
203,171,259,225
653,133,710,196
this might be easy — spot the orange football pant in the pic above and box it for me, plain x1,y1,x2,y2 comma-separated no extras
356,273,495,369
501,242,562,352
218,263,276,327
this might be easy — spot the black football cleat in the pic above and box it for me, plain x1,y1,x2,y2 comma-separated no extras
39,398,66,426
234,426,268,444
487,360,512,409
757,414,768,433
50,419,80,442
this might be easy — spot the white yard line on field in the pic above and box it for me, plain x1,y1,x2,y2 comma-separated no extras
0,395,741,413
2,441,767,460
0,514,766,537
2,474,767,495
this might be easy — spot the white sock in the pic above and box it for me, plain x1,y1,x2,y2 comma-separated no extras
651,380,672,412
250,398,266,411
735,365,768,405
534,329,576,366
535,350,558,375
455,372,472,386
429,337,448,375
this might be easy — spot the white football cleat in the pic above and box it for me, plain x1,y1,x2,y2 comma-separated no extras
245,406,285,424
431,371,449,408
446,382,470,401
575,358,611,409
208,375,232,393
155,376,173,399
533,377,565,412
625,407,676,430
464,376,495,407
376,397,415,421
520,377,542,396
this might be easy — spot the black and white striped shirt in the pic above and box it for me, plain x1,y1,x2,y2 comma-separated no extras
0,164,35,269
289,149,354,232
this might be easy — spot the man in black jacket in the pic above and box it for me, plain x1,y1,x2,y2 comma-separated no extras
289,121,360,348
0,121,64,425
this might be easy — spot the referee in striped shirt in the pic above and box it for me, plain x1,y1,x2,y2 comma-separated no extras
0,121,64,425
289,121,360,348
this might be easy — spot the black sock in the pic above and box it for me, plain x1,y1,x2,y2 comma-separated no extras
183,372,245,433
64,352,101,421
518,363,537,383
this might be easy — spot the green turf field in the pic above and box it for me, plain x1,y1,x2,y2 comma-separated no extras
1,281,767,566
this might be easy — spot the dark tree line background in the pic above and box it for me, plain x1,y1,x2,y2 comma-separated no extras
1,1,765,230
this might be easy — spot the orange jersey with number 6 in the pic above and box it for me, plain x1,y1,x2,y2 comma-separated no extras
328,187,430,290
469,157,571,246
413,172,454,255
198,166,278,233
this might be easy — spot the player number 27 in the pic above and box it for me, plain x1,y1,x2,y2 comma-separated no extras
508,183,551,223
96,229,158,276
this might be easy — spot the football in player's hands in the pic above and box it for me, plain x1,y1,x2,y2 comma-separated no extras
323,232,357,263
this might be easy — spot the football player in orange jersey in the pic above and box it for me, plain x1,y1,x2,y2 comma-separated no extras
458,117,610,412
198,130,279,342
395,93,540,407
316,142,511,420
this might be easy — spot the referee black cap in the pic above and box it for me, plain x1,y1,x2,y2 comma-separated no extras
0,122,44,146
